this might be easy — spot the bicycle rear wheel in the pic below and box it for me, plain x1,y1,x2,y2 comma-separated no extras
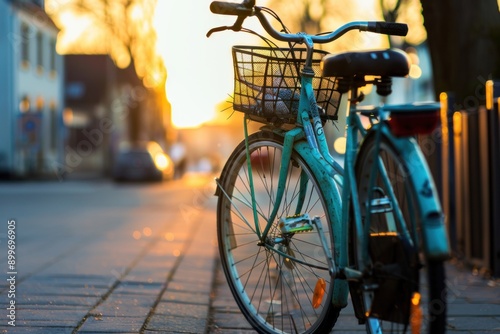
216,130,340,334
352,132,446,333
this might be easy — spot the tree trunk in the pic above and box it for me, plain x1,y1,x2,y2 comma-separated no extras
421,0,500,109
121,59,144,142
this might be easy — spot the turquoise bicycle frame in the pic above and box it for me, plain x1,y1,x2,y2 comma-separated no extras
242,58,450,309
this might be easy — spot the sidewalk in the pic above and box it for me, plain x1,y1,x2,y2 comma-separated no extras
207,259,500,333
0,175,219,334
0,173,499,333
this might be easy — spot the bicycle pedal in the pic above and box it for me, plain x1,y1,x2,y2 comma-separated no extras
279,214,314,234
370,196,393,214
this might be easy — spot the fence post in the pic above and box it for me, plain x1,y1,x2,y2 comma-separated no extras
461,107,491,269
453,110,468,259
478,106,491,271
440,92,457,252
487,80,500,277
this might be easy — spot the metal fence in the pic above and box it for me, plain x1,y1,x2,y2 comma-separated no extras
439,80,500,277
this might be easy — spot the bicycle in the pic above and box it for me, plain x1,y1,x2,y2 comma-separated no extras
207,1,450,333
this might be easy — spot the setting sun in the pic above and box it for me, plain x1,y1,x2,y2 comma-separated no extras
154,1,260,129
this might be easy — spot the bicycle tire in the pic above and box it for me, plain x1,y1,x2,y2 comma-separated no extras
216,130,341,334
351,132,446,334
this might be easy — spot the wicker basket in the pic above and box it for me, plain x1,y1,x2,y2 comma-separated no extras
232,45,341,125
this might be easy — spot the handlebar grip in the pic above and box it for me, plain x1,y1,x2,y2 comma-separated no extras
210,1,252,16
367,22,408,37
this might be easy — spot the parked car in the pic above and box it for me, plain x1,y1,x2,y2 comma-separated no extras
112,141,174,182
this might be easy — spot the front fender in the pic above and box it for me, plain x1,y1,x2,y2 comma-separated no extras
293,139,349,308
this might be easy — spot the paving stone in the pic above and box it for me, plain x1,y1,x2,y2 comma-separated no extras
0,326,74,333
162,290,210,306
18,284,107,298
154,301,208,318
446,315,500,331
146,314,207,333
448,303,500,316
18,294,96,308
92,293,155,318
210,311,253,330
166,280,212,295
13,307,89,322
78,315,144,333
207,329,258,334
113,281,164,295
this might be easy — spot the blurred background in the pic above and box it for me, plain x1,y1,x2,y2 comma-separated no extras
0,0,499,273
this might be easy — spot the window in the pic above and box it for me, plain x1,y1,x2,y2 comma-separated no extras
49,38,56,76
36,31,43,73
20,23,30,68
35,96,44,112
50,101,58,150
19,95,31,113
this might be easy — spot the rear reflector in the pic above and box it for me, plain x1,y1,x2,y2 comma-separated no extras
388,109,440,137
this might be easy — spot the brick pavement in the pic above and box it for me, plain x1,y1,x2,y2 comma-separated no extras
0,176,219,334
1,177,499,333
207,258,500,333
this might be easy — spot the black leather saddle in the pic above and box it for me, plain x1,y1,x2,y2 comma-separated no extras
321,49,410,78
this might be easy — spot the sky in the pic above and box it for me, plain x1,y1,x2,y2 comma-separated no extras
44,0,401,128
154,1,262,128
50,0,500,129
153,0,384,128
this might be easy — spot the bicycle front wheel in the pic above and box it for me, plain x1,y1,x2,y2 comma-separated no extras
352,132,446,333
216,130,341,334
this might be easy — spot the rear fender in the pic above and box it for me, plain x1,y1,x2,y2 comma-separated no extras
390,131,451,261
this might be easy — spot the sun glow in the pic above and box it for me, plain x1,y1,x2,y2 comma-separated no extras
154,1,260,129
56,11,102,54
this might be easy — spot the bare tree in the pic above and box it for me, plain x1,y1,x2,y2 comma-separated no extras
267,0,500,105
46,0,166,141
265,0,369,52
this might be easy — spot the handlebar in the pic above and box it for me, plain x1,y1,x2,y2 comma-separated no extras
207,0,254,36
207,0,408,43
210,0,254,16
367,21,408,36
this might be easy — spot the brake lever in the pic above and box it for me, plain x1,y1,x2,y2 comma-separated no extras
206,26,230,38
206,14,246,38
207,0,254,38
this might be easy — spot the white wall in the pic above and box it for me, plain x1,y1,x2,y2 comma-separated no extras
0,2,16,174
0,3,65,176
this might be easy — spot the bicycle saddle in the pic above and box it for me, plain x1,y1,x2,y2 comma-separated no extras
321,49,410,78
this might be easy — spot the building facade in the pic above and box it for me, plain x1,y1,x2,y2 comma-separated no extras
63,54,171,178
0,0,64,178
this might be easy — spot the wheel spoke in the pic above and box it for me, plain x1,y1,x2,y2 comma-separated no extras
353,134,446,333
217,132,341,333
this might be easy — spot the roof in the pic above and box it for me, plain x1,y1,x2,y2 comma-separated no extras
11,1,59,32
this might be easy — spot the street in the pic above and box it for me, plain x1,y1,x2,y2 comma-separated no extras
0,175,499,333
